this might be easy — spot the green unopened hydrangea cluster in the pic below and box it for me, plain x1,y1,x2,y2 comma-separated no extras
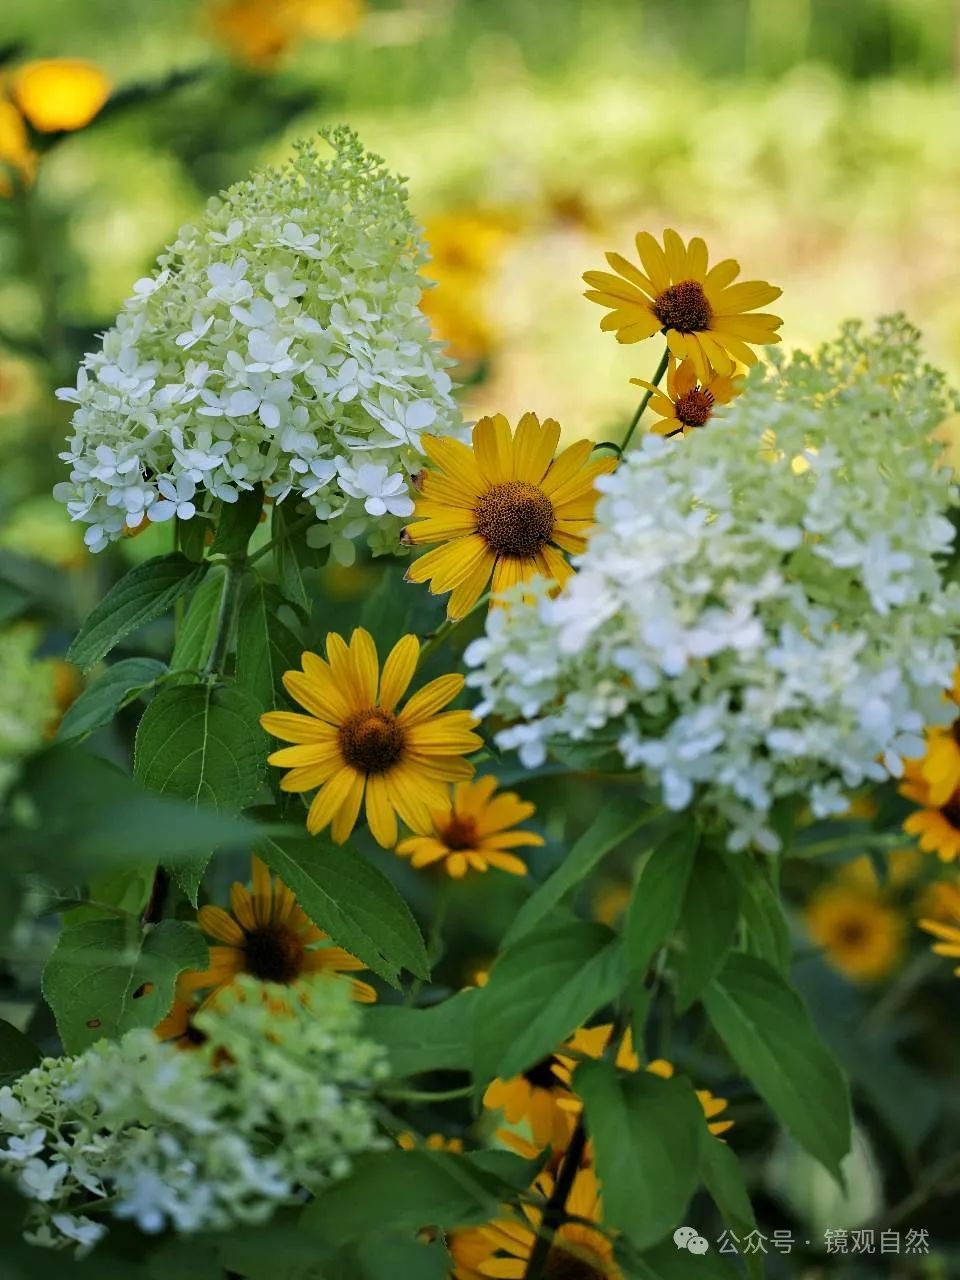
0,627,56,799
53,126,463,555
0,977,389,1254
468,316,960,851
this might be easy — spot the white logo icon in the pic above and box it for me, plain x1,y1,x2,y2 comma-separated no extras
674,1226,710,1254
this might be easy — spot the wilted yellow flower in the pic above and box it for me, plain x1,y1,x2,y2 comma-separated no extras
11,59,110,133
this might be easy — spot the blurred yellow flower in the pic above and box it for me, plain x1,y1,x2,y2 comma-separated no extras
805,885,904,982
900,759,960,862
396,1131,463,1153
420,209,512,365
11,59,110,133
211,0,362,66
404,413,615,619
915,876,960,923
0,100,35,194
840,850,921,893
592,879,630,926
583,229,782,379
395,775,541,878
918,880,960,977
631,356,742,436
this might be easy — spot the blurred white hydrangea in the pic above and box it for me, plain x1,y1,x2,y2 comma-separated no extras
0,976,388,1254
467,317,960,851
0,627,57,799
53,126,463,553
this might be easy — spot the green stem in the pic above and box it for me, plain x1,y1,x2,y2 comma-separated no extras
621,345,670,454
379,1083,474,1104
417,593,490,668
203,557,245,678
247,511,315,565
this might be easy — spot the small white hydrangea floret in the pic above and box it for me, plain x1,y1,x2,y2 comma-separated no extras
0,976,388,1254
467,317,960,851
53,127,464,554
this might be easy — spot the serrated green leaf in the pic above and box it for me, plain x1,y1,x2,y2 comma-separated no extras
235,577,303,712
672,843,741,1011
67,554,206,671
171,570,225,671
0,1019,40,1082
503,799,658,946
134,683,267,900
210,486,264,554
472,922,622,1083
42,917,208,1053
362,990,477,1077
256,833,428,986
55,657,167,742
625,822,697,981
577,1058,704,1250
703,953,852,1178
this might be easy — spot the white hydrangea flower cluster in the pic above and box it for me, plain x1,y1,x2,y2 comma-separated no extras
0,977,388,1254
0,627,57,799
53,126,463,552
467,317,960,851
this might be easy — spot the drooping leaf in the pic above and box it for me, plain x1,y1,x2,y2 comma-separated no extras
0,1019,40,1082
503,798,659,946
55,657,167,742
271,501,319,611
577,1058,704,1250
135,683,267,900
256,833,428,986
703,953,852,1178
42,917,208,1053
235,577,303,712
471,922,622,1084
624,822,697,981
170,570,226,672
672,842,741,1011
700,1136,762,1280
67,554,206,671
302,1150,531,1246
362,990,477,1078
209,485,264,555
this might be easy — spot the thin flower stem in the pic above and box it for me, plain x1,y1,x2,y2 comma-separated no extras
522,1120,589,1280
620,345,670,454
247,511,315,565
203,556,245,678
379,1083,474,1103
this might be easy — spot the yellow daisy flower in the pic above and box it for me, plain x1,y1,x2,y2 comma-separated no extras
450,1164,621,1280
583,229,782,379
910,667,960,806
630,356,742,437
178,854,377,1004
900,760,960,862
261,629,481,848
11,59,110,133
804,885,904,983
919,880,960,976
404,413,616,619
394,775,542,878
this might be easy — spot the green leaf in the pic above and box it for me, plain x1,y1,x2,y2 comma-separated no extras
703,953,852,1178
171,570,225,671
0,1019,40,1082
177,512,208,563
55,657,167,742
42,917,208,1053
9,745,260,874
630,1240,742,1280
67,554,206,671
328,1235,449,1280
362,990,477,1077
302,1150,525,1245
700,1137,763,1280
472,922,622,1083
624,822,697,981
210,486,264,555
358,563,420,653
235,577,303,712
577,1058,704,1250
271,502,317,611
135,683,267,901
672,843,741,1011
503,799,658,946
734,856,791,973
256,833,428,986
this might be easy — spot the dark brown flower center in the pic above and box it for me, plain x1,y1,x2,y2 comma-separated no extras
653,278,712,333
675,387,715,428
523,1056,562,1090
339,708,406,775
835,920,869,949
442,813,479,851
244,923,306,984
544,1245,608,1280
475,481,555,559
942,793,960,830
